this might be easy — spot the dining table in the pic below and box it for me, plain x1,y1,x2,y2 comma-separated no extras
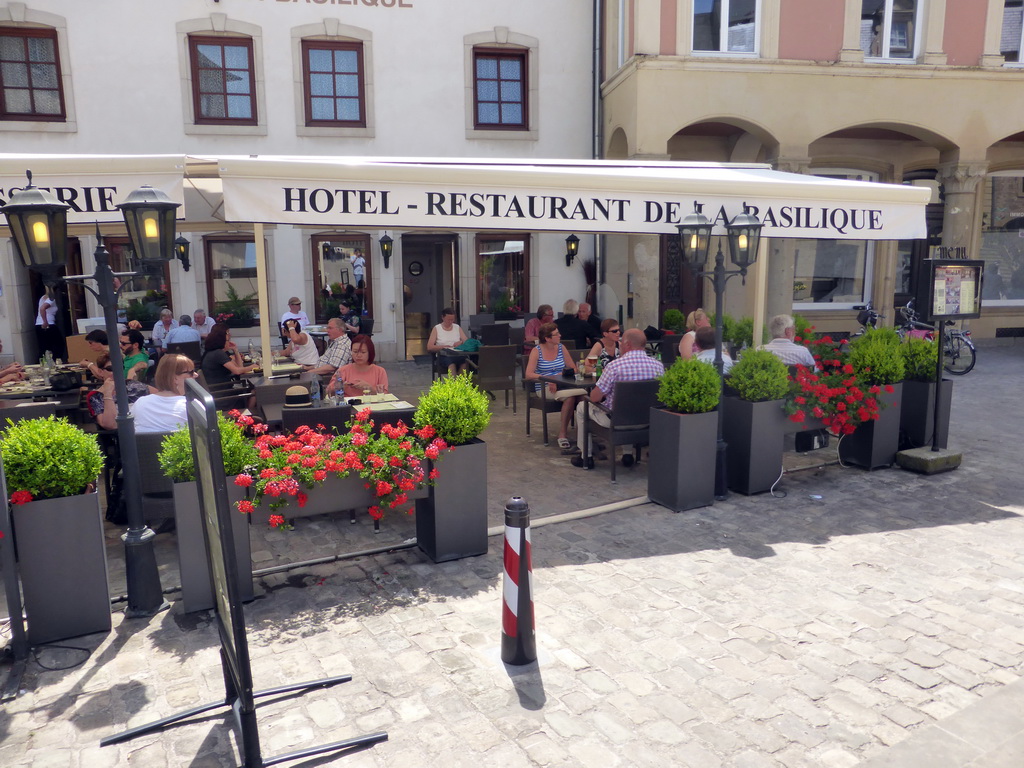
535,371,601,455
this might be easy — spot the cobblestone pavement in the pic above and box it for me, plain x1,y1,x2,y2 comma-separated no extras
1,343,1023,767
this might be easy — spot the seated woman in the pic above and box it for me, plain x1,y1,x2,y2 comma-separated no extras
678,308,710,360
132,354,194,433
326,334,389,397
200,323,256,387
88,353,156,431
0,338,24,384
80,329,113,383
525,322,582,451
427,307,469,375
584,318,622,371
282,318,320,367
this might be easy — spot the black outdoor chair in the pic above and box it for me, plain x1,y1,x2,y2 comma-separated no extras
586,379,661,482
520,356,561,446
195,371,252,412
479,323,511,346
0,402,59,430
165,340,202,363
369,407,417,435
255,380,309,430
659,338,680,369
136,430,176,529
473,344,517,413
281,403,352,435
468,313,494,337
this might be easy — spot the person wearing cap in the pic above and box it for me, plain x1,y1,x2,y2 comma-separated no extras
280,297,309,329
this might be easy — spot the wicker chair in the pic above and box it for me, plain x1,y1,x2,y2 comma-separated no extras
281,403,352,435
473,344,517,412
585,379,661,482
136,430,176,528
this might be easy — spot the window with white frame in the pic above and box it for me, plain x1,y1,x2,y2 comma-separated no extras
860,0,920,60
979,173,1024,303
1002,1,1024,63
692,0,759,54
791,171,877,308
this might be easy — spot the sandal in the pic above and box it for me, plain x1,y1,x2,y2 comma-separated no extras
557,437,571,450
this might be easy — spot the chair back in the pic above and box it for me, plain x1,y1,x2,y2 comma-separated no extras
659,338,680,369
0,402,59,431
281,403,352,435
508,325,525,348
256,380,308,424
469,313,494,334
475,345,516,385
359,316,374,336
370,407,417,435
136,430,175,497
479,324,510,346
166,340,202,363
610,379,661,429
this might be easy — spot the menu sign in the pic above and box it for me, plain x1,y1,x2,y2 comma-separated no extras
917,259,984,321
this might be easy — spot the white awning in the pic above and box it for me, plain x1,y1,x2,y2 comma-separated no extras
217,156,930,240
0,154,186,224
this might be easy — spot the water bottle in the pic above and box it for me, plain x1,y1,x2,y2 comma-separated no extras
310,378,321,407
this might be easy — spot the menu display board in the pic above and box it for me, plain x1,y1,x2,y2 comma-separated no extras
916,259,984,322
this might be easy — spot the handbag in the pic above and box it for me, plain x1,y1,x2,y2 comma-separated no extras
48,371,79,391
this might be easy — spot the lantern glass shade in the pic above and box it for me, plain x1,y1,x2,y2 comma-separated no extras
725,208,763,270
117,185,180,264
1,184,70,270
676,208,713,266
565,234,580,257
379,233,393,268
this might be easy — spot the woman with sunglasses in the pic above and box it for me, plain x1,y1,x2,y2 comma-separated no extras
584,318,622,371
131,354,195,433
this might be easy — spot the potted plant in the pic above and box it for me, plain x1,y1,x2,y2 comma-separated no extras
413,372,492,562
841,328,906,469
899,335,952,449
721,349,791,495
661,308,685,335
159,412,259,612
647,358,720,512
3,416,108,644
215,283,258,327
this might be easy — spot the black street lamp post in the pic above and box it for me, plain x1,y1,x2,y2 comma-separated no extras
2,174,184,618
677,204,763,500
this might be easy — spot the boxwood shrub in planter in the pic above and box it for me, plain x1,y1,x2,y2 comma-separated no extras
722,350,790,495
899,335,951,449
413,372,492,562
648,358,720,512
3,416,108,644
842,328,906,469
159,413,258,611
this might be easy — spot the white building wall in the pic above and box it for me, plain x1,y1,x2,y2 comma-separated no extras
0,0,595,360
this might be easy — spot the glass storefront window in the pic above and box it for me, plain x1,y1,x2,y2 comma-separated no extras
477,236,527,315
792,238,872,308
313,235,371,323
205,237,258,321
104,236,172,327
980,174,1024,303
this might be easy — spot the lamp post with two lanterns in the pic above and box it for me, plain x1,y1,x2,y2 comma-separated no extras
676,204,763,500
1,172,187,618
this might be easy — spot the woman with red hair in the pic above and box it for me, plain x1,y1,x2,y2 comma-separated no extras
326,334,389,397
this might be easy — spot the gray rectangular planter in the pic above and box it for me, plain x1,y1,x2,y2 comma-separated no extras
13,490,111,645
900,379,952,450
840,382,903,470
174,478,252,613
647,408,717,512
416,439,488,562
722,397,788,495
259,474,428,523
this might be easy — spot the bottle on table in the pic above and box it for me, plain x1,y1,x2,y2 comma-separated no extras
310,377,321,407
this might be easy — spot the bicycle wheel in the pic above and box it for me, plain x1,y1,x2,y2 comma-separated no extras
943,334,976,375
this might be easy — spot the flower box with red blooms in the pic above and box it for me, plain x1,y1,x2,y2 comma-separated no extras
230,407,446,527
783,332,894,436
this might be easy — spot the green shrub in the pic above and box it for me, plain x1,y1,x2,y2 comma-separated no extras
215,283,257,323
848,327,906,385
727,316,754,349
657,357,721,414
901,336,938,382
158,413,259,482
414,372,491,445
662,309,685,332
728,349,790,402
793,313,813,344
1,416,104,500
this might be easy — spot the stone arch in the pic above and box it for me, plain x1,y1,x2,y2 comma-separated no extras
605,127,629,159
986,129,1024,173
809,121,957,182
664,117,779,164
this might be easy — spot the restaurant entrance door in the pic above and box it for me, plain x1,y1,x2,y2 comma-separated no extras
401,234,458,360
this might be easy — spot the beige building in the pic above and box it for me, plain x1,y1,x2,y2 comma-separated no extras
601,0,1024,339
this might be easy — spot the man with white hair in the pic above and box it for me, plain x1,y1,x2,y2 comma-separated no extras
151,308,179,350
193,308,215,338
758,314,816,368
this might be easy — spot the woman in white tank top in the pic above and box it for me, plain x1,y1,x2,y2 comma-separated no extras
283,319,320,366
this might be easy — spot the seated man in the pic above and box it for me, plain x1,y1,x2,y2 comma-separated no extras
578,302,602,344
193,308,216,339
571,328,665,467
694,326,734,373
164,315,202,346
553,299,593,350
119,329,151,380
758,314,816,368
303,318,353,377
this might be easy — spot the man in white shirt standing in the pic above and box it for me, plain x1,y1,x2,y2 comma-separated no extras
351,249,366,286
280,297,310,328
193,308,216,338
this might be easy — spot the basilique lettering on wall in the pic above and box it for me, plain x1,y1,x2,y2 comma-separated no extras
273,0,414,7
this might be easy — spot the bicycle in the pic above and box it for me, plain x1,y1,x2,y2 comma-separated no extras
897,300,976,375
851,302,881,337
